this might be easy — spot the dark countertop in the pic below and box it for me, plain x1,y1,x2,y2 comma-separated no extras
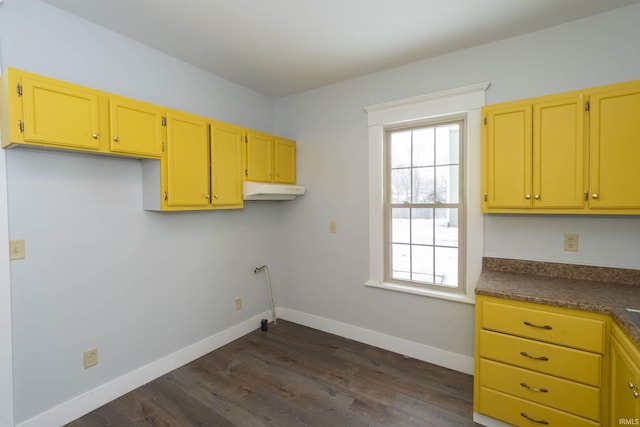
476,258,640,347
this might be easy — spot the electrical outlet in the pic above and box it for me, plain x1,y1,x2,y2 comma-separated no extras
84,348,98,369
235,297,242,310
9,239,25,260
563,233,579,252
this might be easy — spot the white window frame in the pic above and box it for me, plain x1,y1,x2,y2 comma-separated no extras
364,83,489,304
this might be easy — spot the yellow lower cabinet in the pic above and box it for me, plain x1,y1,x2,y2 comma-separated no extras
474,295,608,426
610,324,640,425
479,329,601,386
479,387,600,427
480,358,600,421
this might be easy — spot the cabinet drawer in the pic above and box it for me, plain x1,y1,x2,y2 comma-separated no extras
478,387,600,427
479,329,601,386
481,299,605,352
479,358,600,421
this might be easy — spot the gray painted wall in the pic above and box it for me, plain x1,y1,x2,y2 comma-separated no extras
1,0,640,423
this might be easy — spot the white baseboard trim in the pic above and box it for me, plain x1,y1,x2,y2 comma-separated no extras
17,311,271,427
17,308,473,427
278,307,474,375
473,412,512,427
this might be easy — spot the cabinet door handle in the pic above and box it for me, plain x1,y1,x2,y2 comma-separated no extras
204,194,210,199
534,194,540,200
520,351,549,361
629,382,640,399
524,321,552,330
113,136,120,142
592,193,599,199
520,382,549,393
525,194,531,200
92,133,99,139
214,194,219,199
520,412,549,425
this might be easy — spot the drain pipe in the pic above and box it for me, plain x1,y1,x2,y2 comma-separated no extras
254,265,277,325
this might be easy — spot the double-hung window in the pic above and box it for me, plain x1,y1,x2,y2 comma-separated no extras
386,120,464,290
364,83,488,303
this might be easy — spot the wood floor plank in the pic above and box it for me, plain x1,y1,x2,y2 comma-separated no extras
66,320,478,426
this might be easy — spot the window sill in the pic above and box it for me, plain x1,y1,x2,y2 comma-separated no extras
365,279,476,305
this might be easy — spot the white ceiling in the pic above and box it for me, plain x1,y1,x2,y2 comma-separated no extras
40,0,640,98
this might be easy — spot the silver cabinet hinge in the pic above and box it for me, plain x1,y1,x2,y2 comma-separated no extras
585,101,590,112
163,191,168,201
162,142,165,152
161,117,167,126
245,169,248,176
18,120,24,133
245,135,248,143
483,117,487,125
16,83,23,97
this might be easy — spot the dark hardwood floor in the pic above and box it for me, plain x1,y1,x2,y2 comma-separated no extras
67,320,478,426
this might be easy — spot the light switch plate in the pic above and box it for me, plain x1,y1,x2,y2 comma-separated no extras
9,240,25,260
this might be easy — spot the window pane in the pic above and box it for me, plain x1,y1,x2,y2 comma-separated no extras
391,208,410,244
435,246,458,287
390,130,412,168
435,124,459,165
435,208,458,248
413,127,434,167
411,208,433,245
412,167,434,203
435,165,459,203
391,168,411,203
411,245,433,283
385,119,463,292
391,243,411,280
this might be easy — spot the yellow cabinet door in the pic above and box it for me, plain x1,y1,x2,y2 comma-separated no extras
590,82,640,209
274,137,296,184
611,332,640,424
210,121,243,208
109,95,164,158
482,102,532,209
246,130,273,182
20,72,103,150
166,111,210,207
533,95,585,209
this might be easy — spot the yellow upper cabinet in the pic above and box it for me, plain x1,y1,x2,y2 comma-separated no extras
533,95,585,209
165,110,210,208
483,101,532,209
147,112,243,211
589,81,640,210
2,67,106,151
210,121,243,208
109,95,164,158
245,129,273,182
1,67,163,159
274,137,296,184
483,79,640,214
482,94,585,212
245,130,297,184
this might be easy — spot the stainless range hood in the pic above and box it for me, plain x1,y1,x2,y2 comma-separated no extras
243,181,306,201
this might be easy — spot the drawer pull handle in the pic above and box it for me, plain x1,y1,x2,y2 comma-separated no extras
520,412,549,425
520,351,549,361
524,321,552,330
520,382,549,393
